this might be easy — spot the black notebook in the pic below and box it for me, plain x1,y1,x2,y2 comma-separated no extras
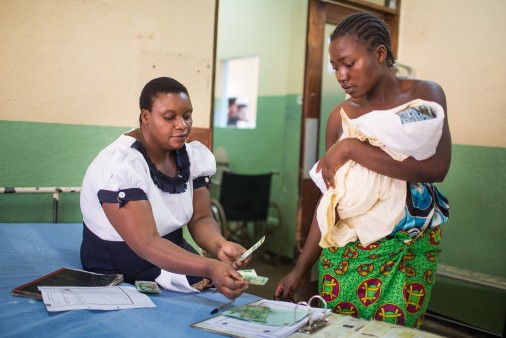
12,267,124,300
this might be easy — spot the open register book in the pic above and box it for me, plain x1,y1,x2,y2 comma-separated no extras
193,296,444,338
192,297,331,338
12,267,124,300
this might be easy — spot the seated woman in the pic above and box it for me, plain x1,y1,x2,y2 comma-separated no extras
80,77,249,299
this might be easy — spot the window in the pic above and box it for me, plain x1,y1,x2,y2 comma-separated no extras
214,56,259,129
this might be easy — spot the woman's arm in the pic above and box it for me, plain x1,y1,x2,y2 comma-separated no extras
320,81,452,186
187,186,249,268
187,186,226,256
291,206,324,276
274,201,323,301
102,200,248,299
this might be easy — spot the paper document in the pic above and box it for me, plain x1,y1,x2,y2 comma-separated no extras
192,299,330,338
38,286,156,312
289,311,444,338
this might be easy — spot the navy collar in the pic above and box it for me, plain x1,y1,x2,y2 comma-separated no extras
131,141,190,193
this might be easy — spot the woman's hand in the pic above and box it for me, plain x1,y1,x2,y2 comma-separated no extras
273,269,303,302
216,240,251,269
318,138,354,189
209,260,249,300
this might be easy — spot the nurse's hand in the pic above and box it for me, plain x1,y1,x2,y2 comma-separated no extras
216,240,251,269
209,260,249,299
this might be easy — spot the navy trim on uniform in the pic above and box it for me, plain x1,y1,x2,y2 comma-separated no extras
131,141,190,194
98,188,147,208
193,176,210,190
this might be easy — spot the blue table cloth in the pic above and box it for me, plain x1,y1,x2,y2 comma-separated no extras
0,223,261,337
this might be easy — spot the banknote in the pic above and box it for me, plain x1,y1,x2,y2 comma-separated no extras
224,305,271,323
238,269,267,285
135,280,161,294
241,274,269,285
224,303,308,326
236,236,265,263
238,269,258,277
241,305,270,322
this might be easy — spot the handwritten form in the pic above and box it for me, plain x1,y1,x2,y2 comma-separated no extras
38,286,156,312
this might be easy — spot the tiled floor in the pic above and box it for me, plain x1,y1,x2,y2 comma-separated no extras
245,254,501,338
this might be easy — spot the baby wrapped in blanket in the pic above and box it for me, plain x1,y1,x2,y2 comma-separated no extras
310,99,445,248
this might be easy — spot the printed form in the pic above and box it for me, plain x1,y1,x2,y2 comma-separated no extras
38,286,156,312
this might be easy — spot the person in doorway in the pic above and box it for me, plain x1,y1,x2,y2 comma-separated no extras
80,77,249,299
274,12,451,328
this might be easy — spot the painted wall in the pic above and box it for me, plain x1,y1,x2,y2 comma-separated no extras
398,1,506,333
0,0,217,222
399,0,505,148
0,121,125,222
0,0,216,128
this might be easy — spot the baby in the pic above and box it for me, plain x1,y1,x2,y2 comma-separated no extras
310,99,445,247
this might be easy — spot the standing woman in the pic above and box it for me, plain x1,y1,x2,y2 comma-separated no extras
80,77,249,300
275,12,451,328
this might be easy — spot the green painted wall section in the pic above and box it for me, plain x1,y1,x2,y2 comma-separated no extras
437,145,506,277
430,277,505,334
430,145,506,334
0,120,129,223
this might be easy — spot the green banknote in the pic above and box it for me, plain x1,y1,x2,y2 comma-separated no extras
236,236,265,263
241,305,270,322
135,281,161,294
224,304,308,326
238,269,268,285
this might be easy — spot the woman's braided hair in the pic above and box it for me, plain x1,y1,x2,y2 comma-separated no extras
331,12,396,67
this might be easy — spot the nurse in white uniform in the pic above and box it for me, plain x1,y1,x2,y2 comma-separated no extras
80,77,249,300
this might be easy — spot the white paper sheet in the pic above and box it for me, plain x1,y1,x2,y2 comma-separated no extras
38,286,156,312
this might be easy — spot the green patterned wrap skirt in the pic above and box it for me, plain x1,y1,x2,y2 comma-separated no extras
318,225,442,328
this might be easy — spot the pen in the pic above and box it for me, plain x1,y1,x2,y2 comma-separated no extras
210,299,235,314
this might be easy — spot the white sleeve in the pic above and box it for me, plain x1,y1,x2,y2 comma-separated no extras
185,141,217,180
98,148,149,193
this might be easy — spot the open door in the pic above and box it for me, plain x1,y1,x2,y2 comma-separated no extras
296,0,401,300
